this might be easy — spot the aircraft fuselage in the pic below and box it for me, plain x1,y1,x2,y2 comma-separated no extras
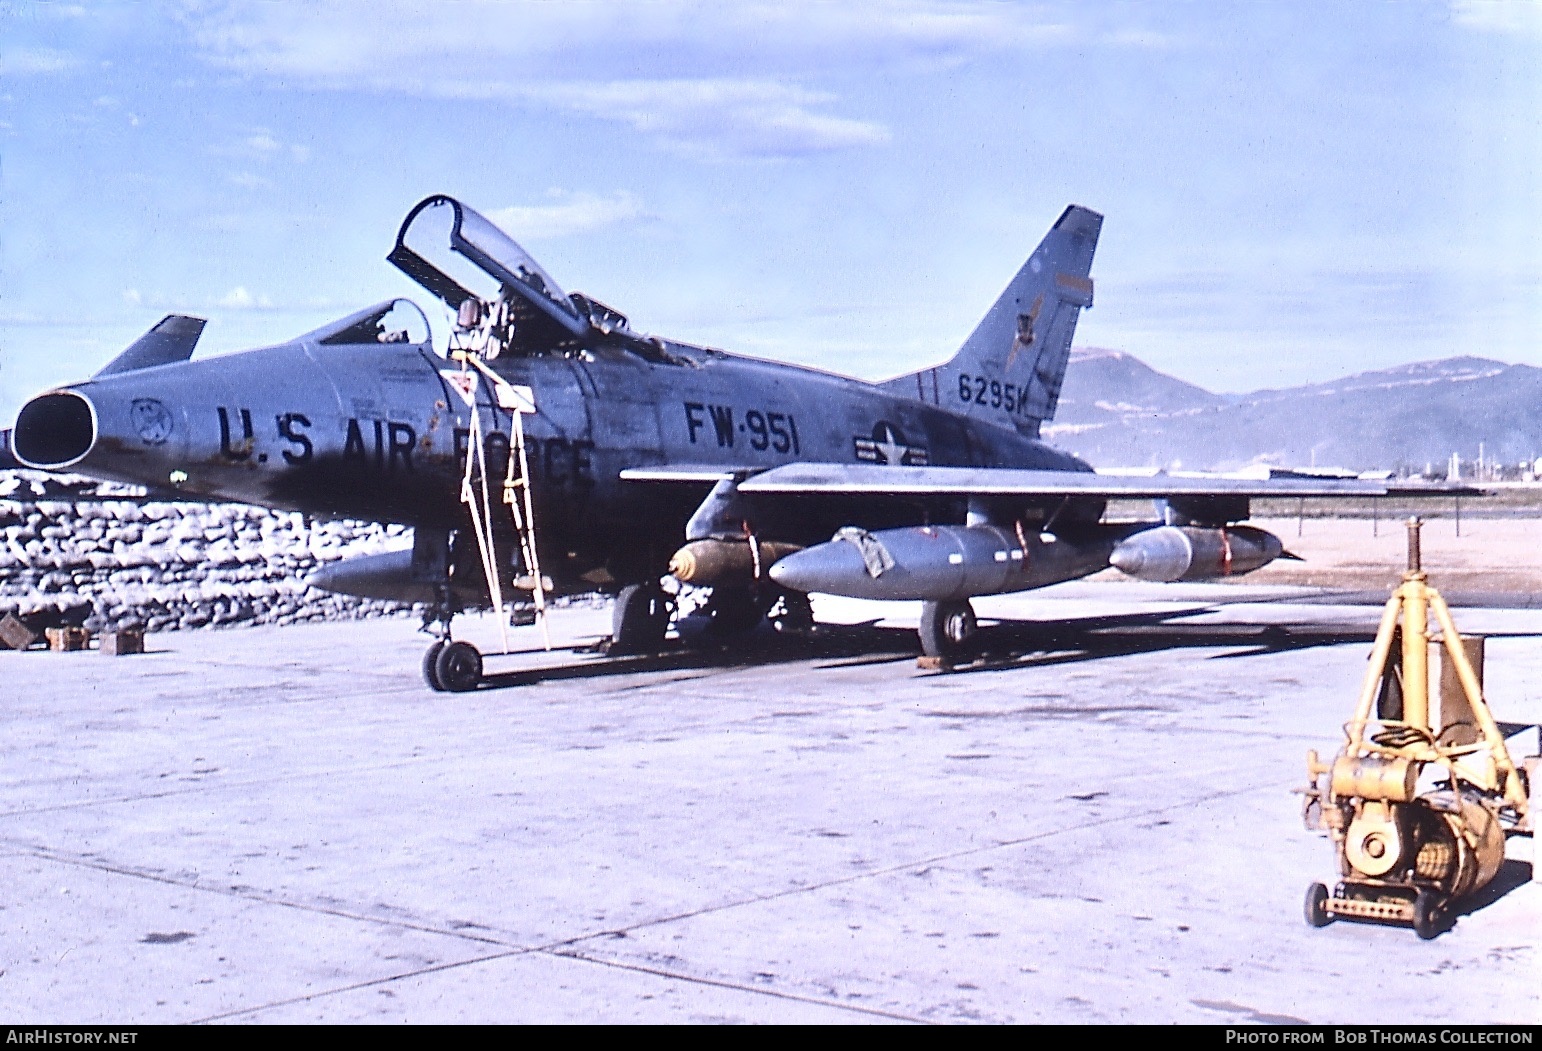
15,328,1100,591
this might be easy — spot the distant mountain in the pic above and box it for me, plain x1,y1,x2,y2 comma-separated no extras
1050,348,1223,426
1045,350,1542,473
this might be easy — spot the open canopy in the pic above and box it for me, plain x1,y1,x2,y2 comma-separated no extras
388,195,589,344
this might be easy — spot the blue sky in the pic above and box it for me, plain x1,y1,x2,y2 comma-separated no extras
2,0,1539,425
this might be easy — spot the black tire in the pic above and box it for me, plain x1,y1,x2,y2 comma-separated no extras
705,587,767,638
434,640,482,693
422,640,447,692
919,599,977,660
611,583,670,655
1304,882,1333,928
1413,889,1443,940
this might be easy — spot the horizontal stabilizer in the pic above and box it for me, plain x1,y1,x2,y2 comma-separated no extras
95,315,206,378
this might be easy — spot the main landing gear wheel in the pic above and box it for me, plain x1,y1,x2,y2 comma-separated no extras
422,640,447,692
1412,889,1444,941
919,599,977,660
434,640,483,693
611,583,671,655
1304,882,1334,928
704,586,769,639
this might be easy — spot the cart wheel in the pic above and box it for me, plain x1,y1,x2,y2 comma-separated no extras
1413,889,1443,940
1304,882,1334,928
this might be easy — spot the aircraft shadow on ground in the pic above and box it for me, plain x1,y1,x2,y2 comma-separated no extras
477,607,1540,933
946,609,1384,677
475,606,1400,690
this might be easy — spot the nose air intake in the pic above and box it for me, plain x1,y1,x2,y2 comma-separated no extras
12,390,97,469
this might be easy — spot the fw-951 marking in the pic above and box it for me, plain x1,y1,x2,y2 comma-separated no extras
683,402,799,454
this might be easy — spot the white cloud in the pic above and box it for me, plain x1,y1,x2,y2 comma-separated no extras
212,128,307,164
1451,0,1542,36
486,191,644,241
228,171,273,190
121,289,142,306
184,0,1068,77
217,286,274,310
183,1,1057,159
170,2,1177,161
526,80,891,160
1101,27,1188,50
246,131,281,154
1,47,83,75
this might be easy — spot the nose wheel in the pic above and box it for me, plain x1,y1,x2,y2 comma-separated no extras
421,639,483,692
422,640,447,691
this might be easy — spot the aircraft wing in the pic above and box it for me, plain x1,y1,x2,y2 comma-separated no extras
734,463,1477,498
620,465,757,483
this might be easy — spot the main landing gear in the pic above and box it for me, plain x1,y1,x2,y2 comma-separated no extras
609,582,774,654
919,598,977,662
610,582,672,655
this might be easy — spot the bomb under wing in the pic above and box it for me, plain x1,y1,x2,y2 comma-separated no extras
739,463,1466,658
1107,524,1284,583
768,521,1287,601
768,523,1119,602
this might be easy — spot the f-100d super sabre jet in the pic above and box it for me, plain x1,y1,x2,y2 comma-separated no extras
9,195,1453,690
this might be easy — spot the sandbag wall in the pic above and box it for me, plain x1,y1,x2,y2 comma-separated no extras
0,490,412,635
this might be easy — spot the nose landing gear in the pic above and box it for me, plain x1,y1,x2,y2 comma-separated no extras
420,605,485,693
433,640,483,692
422,639,447,691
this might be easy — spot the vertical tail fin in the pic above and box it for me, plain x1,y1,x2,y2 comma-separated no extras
883,205,1101,436
94,315,207,378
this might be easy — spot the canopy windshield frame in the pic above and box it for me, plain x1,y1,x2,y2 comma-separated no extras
388,195,587,339
298,298,432,347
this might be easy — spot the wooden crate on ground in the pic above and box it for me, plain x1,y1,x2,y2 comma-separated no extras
0,614,39,651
